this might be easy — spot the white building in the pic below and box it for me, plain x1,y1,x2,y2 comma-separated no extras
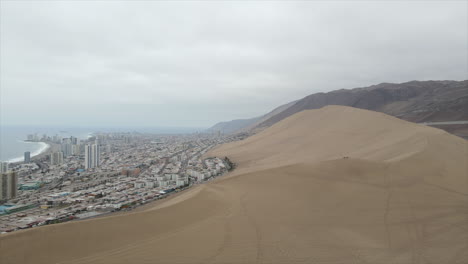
50,152,64,165
159,180,169,187
145,181,156,188
187,169,204,181
85,144,100,169
176,177,188,187
93,144,100,167
84,145,91,169
156,175,166,182
134,182,145,188
72,144,81,156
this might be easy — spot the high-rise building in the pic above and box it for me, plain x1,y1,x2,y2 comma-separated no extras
24,151,31,163
71,144,81,156
61,143,72,157
93,144,100,167
0,162,9,173
70,136,78,145
84,145,92,169
0,172,17,201
50,152,64,165
84,144,100,169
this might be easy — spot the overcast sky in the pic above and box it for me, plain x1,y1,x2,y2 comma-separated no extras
1,1,467,128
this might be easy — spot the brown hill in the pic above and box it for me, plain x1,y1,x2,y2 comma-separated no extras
1,106,467,264
207,100,297,134
257,80,468,129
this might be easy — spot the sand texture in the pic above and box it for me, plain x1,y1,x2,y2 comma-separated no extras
1,105,467,264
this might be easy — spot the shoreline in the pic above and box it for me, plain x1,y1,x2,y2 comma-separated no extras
3,141,51,163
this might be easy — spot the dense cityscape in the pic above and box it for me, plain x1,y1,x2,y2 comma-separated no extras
0,131,244,233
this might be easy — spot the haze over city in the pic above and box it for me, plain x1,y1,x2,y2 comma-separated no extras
1,1,467,127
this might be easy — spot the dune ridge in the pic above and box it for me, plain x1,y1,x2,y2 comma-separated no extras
1,105,467,264
211,106,466,190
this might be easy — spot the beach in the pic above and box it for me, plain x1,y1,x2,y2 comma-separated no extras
5,141,51,163
0,126,92,163
30,141,61,162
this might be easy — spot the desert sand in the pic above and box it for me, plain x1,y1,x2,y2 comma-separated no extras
1,105,467,264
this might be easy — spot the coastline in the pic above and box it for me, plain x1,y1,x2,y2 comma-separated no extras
4,141,51,163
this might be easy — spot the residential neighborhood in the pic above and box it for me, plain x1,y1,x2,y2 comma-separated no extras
0,131,243,233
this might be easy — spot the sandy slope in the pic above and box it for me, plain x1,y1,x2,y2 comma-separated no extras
1,106,467,264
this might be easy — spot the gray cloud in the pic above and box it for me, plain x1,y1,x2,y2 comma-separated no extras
1,1,466,127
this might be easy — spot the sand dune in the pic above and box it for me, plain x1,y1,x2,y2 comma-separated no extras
1,105,467,264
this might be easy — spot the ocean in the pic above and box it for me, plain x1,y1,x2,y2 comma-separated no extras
0,126,204,162
0,126,92,162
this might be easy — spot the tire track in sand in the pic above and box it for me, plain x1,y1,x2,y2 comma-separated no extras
240,192,263,263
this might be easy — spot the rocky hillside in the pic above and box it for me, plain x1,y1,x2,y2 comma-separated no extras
257,80,468,128
207,117,261,135
207,100,296,134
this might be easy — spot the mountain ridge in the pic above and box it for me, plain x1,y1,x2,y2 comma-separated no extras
208,80,468,137
206,100,297,134
257,80,468,129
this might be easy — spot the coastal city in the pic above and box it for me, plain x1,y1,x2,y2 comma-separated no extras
0,131,244,233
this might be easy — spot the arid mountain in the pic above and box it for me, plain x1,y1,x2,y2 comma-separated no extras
207,100,297,134
256,80,468,129
206,116,262,135
2,106,467,264
210,80,468,137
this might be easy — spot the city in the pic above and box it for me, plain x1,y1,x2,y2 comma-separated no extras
0,131,245,233
1,1,466,263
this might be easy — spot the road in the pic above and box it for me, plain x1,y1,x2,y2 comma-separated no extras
420,120,468,126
